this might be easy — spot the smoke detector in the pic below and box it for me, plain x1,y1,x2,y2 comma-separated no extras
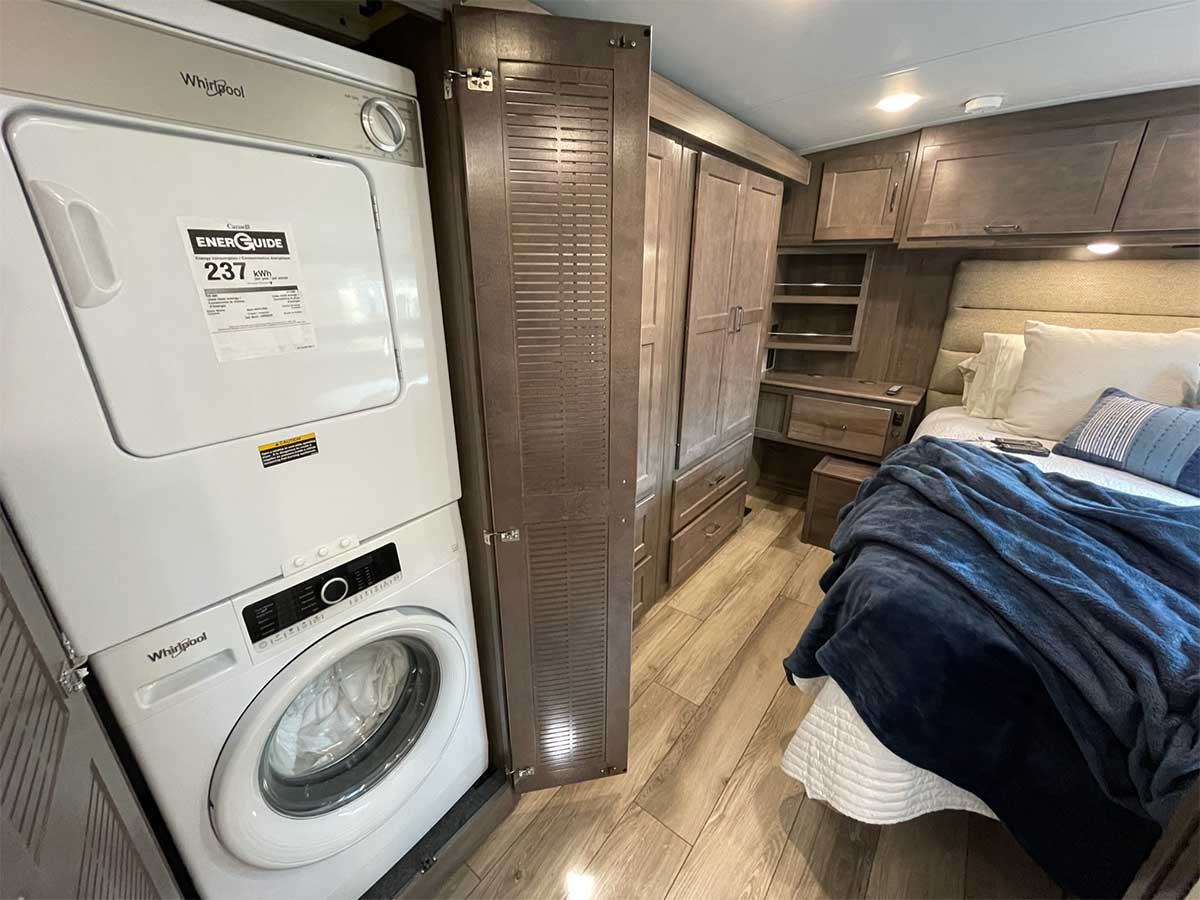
964,95,1004,115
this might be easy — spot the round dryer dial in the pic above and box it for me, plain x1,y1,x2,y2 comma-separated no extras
320,576,349,605
361,98,407,152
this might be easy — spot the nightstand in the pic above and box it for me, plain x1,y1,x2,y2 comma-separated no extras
800,455,879,550
755,373,926,463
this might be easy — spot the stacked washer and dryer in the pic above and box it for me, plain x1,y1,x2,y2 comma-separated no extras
0,1,487,897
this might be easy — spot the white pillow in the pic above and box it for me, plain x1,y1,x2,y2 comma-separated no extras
1002,321,1200,440
956,332,1025,419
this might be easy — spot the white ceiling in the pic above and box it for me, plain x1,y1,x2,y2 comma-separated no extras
537,0,1200,154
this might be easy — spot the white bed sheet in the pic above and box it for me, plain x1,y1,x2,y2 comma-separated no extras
781,406,1196,826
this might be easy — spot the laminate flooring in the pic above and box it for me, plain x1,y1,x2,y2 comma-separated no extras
424,488,1063,900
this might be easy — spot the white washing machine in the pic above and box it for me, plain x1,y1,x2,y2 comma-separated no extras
91,504,488,900
0,0,460,656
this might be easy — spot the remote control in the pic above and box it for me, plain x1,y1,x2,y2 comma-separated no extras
886,384,903,396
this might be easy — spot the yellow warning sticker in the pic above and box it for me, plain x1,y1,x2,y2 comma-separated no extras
258,433,318,468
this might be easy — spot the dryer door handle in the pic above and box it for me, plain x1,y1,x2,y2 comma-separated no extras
27,180,124,309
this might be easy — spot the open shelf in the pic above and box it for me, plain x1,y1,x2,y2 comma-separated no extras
766,248,873,359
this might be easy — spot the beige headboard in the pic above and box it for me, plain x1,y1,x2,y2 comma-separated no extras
927,259,1200,412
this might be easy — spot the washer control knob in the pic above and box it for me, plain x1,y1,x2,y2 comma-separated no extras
339,537,352,549
292,555,307,569
320,576,349,605
361,98,406,152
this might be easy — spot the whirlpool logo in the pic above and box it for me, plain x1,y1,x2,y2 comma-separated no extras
179,71,246,99
147,631,207,663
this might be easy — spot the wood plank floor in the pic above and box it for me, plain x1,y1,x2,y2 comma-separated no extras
430,487,1063,900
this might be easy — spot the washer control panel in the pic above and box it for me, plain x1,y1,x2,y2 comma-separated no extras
242,544,400,645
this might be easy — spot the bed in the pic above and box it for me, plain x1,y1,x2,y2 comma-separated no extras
779,259,1200,897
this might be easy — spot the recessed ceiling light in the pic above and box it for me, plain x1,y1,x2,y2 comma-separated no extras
876,93,921,113
1087,241,1121,255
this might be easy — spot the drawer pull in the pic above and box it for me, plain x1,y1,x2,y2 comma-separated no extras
704,523,724,537
983,223,1022,233
705,472,728,488
840,424,848,431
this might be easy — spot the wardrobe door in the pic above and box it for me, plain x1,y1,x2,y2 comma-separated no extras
637,134,681,501
453,7,649,792
676,153,743,469
717,171,783,446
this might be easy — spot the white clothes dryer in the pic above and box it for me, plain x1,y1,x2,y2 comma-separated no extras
91,504,488,900
0,0,459,655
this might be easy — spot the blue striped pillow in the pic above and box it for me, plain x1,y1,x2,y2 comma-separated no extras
1053,388,1200,497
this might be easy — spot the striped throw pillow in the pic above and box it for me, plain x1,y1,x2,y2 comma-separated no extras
1053,388,1200,497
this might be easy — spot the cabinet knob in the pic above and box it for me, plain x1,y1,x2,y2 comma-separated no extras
840,424,848,431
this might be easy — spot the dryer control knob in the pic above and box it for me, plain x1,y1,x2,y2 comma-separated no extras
361,98,406,152
320,576,350,605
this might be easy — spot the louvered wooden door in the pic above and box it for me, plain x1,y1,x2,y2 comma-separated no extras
0,515,180,900
717,171,783,446
453,7,649,792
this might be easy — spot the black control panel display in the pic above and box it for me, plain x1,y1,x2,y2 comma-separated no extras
242,544,401,643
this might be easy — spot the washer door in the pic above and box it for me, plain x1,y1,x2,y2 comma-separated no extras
210,609,468,869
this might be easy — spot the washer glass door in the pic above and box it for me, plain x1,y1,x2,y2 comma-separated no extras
261,635,438,817
210,608,468,869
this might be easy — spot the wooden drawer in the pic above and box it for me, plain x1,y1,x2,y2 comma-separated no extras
633,494,654,565
787,395,891,458
669,482,746,587
801,456,879,551
671,434,751,533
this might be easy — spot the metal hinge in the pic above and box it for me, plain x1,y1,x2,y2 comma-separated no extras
58,631,89,696
370,195,380,231
483,528,520,545
443,67,494,99
507,766,534,780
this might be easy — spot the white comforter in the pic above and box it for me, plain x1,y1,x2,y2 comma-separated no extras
781,407,1197,824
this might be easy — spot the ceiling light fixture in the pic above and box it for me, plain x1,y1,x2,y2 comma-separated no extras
876,92,921,113
1087,241,1121,255
964,95,1004,115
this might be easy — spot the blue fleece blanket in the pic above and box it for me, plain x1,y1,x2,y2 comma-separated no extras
783,437,1200,899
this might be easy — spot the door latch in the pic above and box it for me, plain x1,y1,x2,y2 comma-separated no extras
483,528,521,545
507,766,534,780
444,67,494,98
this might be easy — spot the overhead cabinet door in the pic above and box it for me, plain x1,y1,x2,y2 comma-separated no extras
904,120,1146,238
814,151,909,241
1115,114,1200,232
453,7,649,792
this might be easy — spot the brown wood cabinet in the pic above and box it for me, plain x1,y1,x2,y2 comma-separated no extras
1116,114,1200,232
677,153,783,469
801,456,878,550
904,120,1146,239
814,151,910,241
755,373,924,464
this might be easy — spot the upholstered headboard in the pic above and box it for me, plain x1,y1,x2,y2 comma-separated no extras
927,259,1200,412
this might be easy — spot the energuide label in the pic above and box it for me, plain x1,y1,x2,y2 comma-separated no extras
258,433,319,469
178,217,317,362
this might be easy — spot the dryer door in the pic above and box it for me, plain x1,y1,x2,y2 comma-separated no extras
209,609,467,869
7,113,400,457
